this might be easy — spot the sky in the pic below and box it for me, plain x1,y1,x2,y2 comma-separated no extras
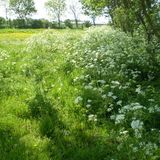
0,0,107,24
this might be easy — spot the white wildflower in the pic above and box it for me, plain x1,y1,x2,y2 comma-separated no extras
120,130,128,135
84,85,93,89
102,94,107,99
111,81,120,85
97,80,106,84
115,114,125,124
112,95,118,100
86,104,91,108
108,92,113,97
87,99,92,103
74,96,83,104
88,114,97,122
117,100,122,106
131,120,143,130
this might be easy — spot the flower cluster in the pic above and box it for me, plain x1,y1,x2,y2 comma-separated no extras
0,49,9,61
69,26,160,156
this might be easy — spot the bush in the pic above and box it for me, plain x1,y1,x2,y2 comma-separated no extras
64,19,73,29
0,17,6,28
28,19,52,29
69,26,160,158
30,19,43,28
12,19,26,28
83,21,92,28
2,18,65,29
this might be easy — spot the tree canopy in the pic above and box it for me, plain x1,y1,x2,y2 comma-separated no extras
9,0,36,19
81,0,160,41
45,0,66,28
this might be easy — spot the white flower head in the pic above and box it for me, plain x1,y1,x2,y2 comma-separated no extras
88,114,97,122
108,92,113,97
97,80,106,84
74,96,83,104
115,114,125,124
131,120,143,130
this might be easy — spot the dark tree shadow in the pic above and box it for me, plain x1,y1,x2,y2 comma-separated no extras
26,90,118,160
0,125,39,160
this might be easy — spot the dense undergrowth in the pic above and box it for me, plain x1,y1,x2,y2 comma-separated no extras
0,27,160,160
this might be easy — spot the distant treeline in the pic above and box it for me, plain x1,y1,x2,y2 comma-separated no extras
0,17,92,29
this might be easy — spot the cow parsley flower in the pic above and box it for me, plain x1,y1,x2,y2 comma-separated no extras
74,96,83,104
115,114,125,124
108,92,113,97
88,114,97,122
131,120,143,130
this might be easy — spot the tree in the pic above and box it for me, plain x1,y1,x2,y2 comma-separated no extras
9,0,36,19
0,0,9,19
64,19,73,29
82,6,100,26
0,17,6,28
80,0,160,40
81,0,103,25
69,0,81,28
45,0,66,28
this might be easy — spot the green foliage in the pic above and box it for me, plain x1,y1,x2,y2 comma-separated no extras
1,18,65,29
29,19,44,29
81,0,160,41
83,21,92,28
9,0,36,19
0,17,6,28
81,0,102,25
12,19,26,28
45,0,66,27
64,19,73,29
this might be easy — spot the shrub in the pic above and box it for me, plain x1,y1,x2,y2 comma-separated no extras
0,17,6,28
69,26,160,158
64,19,73,29
83,21,92,28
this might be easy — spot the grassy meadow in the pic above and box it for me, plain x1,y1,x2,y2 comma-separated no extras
0,29,109,160
0,28,159,160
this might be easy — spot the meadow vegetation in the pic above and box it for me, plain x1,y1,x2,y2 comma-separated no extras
0,27,160,160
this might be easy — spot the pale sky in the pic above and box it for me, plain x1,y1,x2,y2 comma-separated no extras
0,0,107,24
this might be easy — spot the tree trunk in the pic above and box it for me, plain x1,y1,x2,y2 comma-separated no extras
58,20,60,28
75,19,78,28
58,15,61,28
92,15,96,26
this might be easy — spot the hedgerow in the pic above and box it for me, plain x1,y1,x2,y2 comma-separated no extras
68,26,160,159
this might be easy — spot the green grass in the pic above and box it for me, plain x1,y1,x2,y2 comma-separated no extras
0,29,112,160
